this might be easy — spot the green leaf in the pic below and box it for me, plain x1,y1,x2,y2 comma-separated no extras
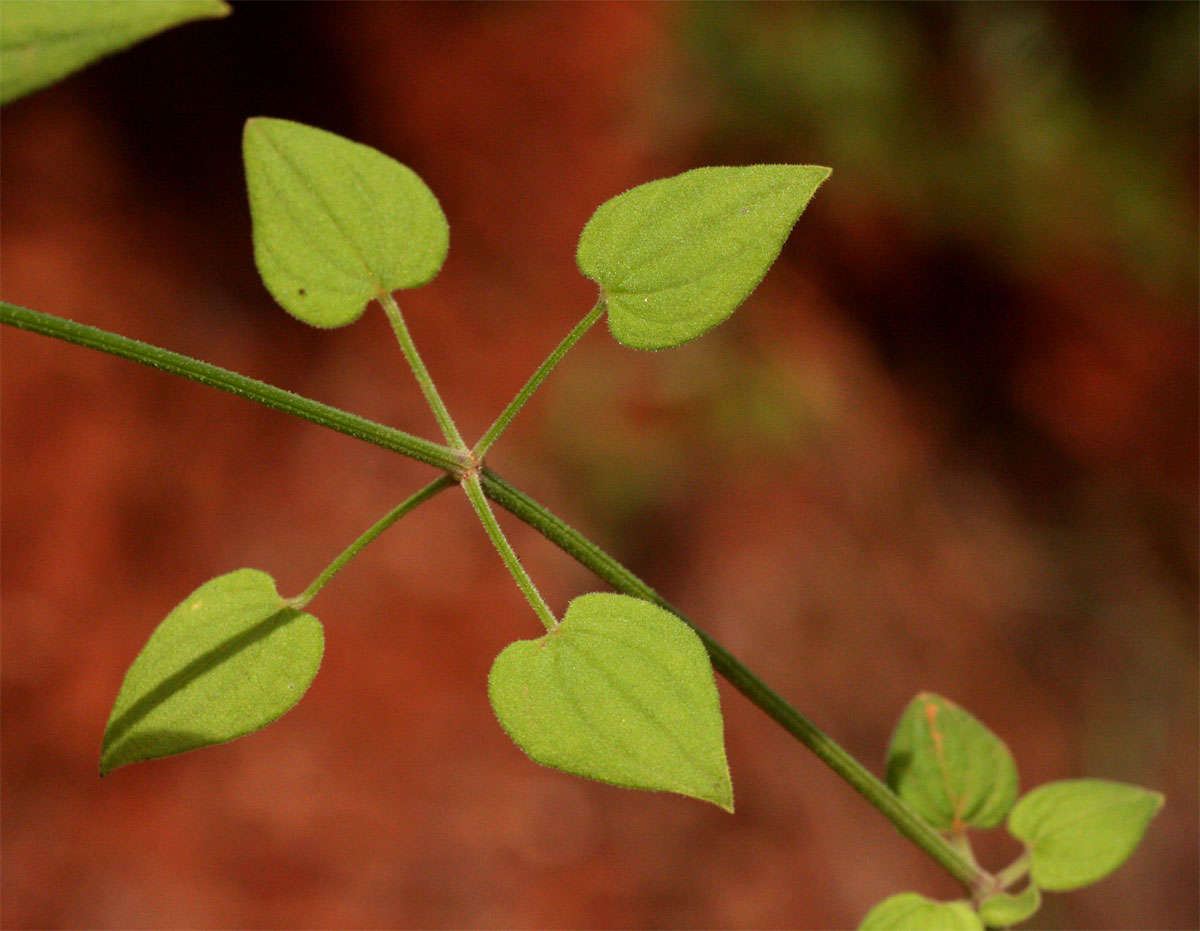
978,883,1042,928
0,0,229,106
488,592,732,811
1007,779,1164,891
858,893,983,931
885,692,1019,831
100,569,323,775
243,118,448,328
576,164,830,350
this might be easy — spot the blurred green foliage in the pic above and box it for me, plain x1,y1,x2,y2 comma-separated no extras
685,2,1198,307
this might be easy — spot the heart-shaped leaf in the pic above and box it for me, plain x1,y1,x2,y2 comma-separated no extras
576,165,830,349
243,118,448,328
858,893,983,931
488,592,732,811
101,569,323,774
1,0,229,105
885,692,1018,831
1007,779,1164,891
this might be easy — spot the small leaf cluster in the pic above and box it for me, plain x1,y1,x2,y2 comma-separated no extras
859,693,1164,929
2,7,1168,924
99,115,830,820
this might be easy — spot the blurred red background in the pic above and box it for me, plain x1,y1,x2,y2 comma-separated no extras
2,3,1196,928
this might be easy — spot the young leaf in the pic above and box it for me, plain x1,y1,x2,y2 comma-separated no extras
858,893,983,931
885,692,1018,831
488,592,732,811
100,569,323,775
0,0,229,105
243,118,448,328
978,883,1041,928
1007,779,1164,891
576,165,830,350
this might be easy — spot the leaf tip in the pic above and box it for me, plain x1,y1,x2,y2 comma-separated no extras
98,747,119,777
705,762,735,813
242,115,273,142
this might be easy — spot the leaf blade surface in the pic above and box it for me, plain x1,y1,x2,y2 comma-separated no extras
100,569,323,774
489,592,732,810
1,0,229,105
1007,779,1164,891
885,691,1018,831
243,118,448,327
978,884,1041,927
576,165,830,349
858,893,983,931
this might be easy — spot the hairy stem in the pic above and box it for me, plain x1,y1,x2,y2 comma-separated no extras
290,475,455,608
1,301,983,891
377,291,467,451
461,471,557,632
473,298,605,459
0,302,471,475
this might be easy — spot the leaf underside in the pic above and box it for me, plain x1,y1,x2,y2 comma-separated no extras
100,569,323,774
489,592,733,811
978,883,1042,928
576,165,830,349
1007,779,1164,891
243,117,448,327
858,893,983,931
0,0,229,105
885,691,1019,831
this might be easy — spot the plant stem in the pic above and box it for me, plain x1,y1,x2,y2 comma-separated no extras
461,470,557,632
993,851,1030,891
0,302,472,476
473,298,605,459
2,302,984,891
949,829,982,874
479,466,983,890
377,291,467,451
290,475,454,608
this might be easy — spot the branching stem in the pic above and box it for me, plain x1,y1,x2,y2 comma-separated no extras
0,302,470,475
479,467,982,889
1,300,983,892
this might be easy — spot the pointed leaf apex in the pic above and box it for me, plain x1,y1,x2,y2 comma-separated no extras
577,164,830,349
100,569,323,774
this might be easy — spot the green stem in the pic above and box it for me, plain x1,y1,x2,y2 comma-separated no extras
0,302,471,476
993,851,1030,891
461,471,557,632
949,830,981,872
377,291,467,451
2,301,983,891
479,466,982,890
473,298,605,459
290,475,454,608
